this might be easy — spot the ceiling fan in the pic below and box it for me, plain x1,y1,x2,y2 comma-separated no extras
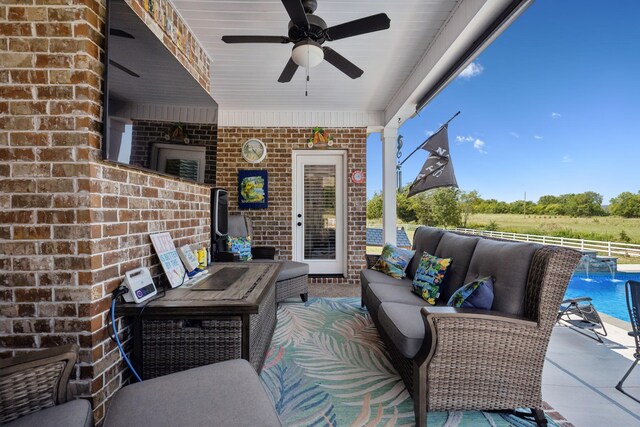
221,0,390,82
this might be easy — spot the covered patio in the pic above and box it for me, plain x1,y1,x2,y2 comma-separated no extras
2,0,640,426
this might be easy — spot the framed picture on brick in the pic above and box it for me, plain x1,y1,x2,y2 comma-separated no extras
238,170,268,209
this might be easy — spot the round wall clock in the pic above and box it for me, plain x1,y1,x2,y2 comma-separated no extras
241,138,267,163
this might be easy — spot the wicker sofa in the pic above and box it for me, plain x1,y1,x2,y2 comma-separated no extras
361,226,581,427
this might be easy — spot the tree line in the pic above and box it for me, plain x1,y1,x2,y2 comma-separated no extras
366,188,640,228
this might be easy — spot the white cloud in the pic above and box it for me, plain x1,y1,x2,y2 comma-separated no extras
424,130,434,137
551,112,561,119
456,135,487,154
510,132,520,139
533,135,544,140
456,135,474,143
458,61,484,79
561,155,573,163
473,139,487,154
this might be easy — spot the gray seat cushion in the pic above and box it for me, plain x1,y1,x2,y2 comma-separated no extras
406,227,446,279
360,268,408,289
464,239,541,316
378,302,431,359
277,260,309,281
365,282,426,314
104,359,281,427
433,232,480,303
6,399,93,427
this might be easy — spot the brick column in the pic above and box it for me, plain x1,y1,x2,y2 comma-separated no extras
0,0,106,374
1,2,216,424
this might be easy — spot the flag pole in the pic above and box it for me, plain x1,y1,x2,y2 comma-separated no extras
398,111,461,166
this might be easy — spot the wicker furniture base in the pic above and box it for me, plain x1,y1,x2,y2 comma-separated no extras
116,263,282,380
140,284,276,379
276,275,308,303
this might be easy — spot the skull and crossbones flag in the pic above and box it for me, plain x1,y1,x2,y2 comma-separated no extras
407,124,458,197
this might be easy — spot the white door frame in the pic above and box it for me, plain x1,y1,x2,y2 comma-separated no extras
292,150,347,276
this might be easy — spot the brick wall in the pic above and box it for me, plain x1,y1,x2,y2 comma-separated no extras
83,163,210,421
216,127,367,286
0,0,212,424
129,120,217,185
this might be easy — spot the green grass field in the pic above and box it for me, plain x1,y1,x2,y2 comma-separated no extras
466,213,640,242
366,215,640,262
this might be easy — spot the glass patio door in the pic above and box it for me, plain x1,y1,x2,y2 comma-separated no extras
293,151,346,275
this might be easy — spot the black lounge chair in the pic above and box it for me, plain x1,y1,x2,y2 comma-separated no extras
616,280,640,403
557,296,608,342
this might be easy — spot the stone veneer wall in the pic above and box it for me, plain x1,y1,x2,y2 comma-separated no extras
0,0,211,423
216,127,367,286
129,119,217,185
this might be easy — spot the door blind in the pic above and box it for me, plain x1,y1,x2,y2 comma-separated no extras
303,165,336,260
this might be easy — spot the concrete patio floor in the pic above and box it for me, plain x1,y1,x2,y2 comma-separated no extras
544,320,640,427
309,283,640,426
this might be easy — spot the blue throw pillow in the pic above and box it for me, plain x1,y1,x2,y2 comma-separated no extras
447,277,494,310
372,243,415,279
227,236,252,261
411,252,452,305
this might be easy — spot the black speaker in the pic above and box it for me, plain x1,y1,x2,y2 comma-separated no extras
211,188,228,254
212,188,228,236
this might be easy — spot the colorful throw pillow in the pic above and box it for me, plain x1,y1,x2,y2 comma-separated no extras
447,277,495,310
372,243,415,279
227,236,252,261
411,252,452,305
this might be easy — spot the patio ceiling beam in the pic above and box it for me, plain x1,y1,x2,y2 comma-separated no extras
383,0,533,128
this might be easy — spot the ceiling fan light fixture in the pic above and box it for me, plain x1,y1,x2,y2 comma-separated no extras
291,40,324,68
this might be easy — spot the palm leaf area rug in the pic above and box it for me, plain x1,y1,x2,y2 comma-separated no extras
260,298,560,427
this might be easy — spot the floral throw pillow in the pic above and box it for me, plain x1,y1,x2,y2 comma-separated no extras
227,236,252,261
411,252,452,305
372,243,415,279
447,277,495,310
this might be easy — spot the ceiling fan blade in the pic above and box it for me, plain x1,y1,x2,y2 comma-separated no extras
109,59,140,78
278,58,299,83
222,35,290,44
110,28,135,39
322,47,363,79
281,0,309,31
325,13,390,41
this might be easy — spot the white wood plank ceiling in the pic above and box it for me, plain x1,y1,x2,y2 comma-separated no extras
171,0,460,113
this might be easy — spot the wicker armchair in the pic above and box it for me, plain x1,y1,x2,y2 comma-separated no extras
0,345,93,426
363,231,581,426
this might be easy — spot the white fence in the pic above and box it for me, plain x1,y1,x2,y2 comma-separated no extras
447,228,640,258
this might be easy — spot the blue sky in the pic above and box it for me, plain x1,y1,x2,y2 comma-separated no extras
366,0,640,203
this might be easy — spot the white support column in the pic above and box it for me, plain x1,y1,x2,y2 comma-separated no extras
381,126,398,245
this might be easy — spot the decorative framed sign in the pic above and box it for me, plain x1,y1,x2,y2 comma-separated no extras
307,126,334,148
164,123,190,144
238,170,268,209
351,169,365,184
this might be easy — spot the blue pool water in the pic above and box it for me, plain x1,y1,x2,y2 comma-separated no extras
564,272,640,322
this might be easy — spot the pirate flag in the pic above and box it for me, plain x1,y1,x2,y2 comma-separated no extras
407,124,458,197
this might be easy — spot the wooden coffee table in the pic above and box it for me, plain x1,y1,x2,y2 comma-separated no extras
116,262,282,379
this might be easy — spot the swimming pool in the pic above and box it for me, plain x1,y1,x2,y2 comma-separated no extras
564,272,640,322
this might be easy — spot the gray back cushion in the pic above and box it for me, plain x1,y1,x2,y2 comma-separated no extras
434,233,480,303
407,227,445,279
464,239,541,316
228,214,251,237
